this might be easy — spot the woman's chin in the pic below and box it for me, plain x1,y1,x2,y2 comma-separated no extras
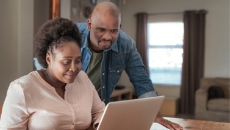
65,79,75,84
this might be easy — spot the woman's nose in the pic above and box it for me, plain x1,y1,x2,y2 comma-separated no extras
69,63,76,72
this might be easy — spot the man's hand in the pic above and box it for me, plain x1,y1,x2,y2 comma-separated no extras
154,113,183,130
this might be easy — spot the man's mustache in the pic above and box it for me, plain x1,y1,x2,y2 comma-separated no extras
99,40,112,44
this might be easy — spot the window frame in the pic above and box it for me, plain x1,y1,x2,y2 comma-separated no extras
147,14,184,85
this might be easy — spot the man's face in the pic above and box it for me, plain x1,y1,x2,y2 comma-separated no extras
87,14,120,52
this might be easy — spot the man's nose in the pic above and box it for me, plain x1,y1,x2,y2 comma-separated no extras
103,31,112,40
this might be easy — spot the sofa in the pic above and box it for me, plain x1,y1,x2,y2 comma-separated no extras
195,77,230,122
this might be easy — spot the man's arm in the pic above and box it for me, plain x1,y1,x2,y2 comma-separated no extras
125,41,183,130
124,40,157,97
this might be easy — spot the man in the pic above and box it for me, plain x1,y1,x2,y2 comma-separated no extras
78,1,183,130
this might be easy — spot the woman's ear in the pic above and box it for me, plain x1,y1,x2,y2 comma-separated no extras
46,53,51,65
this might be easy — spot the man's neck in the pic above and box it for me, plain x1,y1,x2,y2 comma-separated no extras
89,41,103,53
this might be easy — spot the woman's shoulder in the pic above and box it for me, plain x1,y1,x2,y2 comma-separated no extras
10,71,40,88
75,70,89,80
73,70,94,90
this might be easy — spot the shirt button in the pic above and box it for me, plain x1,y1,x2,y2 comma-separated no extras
102,86,105,88
102,73,105,75
103,99,105,101
117,70,120,73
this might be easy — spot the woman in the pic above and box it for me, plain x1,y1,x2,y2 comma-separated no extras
0,17,105,130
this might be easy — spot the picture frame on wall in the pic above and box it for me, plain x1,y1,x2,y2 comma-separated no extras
93,0,111,4
91,0,97,5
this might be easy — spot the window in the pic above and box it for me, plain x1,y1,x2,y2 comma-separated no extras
147,14,184,85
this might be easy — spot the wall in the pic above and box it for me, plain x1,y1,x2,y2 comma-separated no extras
61,0,71,19
70,0,95,22
0,0,35,104
117,0,230,97
70,0,119,22
34,0,49,35
0,0,19,105
0,0,49,105
18,0,34,76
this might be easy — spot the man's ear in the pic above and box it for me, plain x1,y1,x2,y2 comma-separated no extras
46,53,51,65
87,19,91,30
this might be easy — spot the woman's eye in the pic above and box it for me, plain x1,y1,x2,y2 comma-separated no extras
63,60,70,64
75,60,81,64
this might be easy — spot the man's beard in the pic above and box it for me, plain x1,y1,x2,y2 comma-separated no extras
97,40,112,50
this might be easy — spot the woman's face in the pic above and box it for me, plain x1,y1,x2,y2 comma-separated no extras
46,42,82,84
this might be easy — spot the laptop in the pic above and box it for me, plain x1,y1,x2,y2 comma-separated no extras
97,96,165,130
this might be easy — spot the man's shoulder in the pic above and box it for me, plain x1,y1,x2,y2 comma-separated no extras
76,23,88,33
117,30,135,45
115,30,135,51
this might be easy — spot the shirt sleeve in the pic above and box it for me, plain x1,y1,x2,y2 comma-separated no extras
0,82,29,130
87,79,105,129
125,40,158,98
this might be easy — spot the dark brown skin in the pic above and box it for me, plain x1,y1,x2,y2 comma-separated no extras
38,42,82,99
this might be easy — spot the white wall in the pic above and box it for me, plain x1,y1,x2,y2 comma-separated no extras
18,0,34,76
117,0,230,97
61,0,71,20
0,0,49,105
0,0,19,105
34,0,49,35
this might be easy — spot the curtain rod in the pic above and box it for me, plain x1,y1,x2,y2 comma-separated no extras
135,10,207,16
148,12,183,15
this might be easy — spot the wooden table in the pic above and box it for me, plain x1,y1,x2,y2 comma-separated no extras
165,117,230,130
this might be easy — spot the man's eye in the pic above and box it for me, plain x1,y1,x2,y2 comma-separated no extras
98,28,105,32
111,29,118,33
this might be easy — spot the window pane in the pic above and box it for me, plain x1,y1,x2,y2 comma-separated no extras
149,48,183,68
148,22,184,85
148,48,183,85
148,22,183,46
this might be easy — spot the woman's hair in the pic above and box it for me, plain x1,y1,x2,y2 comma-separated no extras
34,17,82,68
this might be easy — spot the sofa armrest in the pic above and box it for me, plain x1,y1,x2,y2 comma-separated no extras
195,88,208,112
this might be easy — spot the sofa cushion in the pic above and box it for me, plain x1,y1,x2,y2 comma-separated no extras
208,86,224,100
200,78,230,98
207,98,229,112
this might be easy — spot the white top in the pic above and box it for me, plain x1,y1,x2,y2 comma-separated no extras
0,70,105,130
